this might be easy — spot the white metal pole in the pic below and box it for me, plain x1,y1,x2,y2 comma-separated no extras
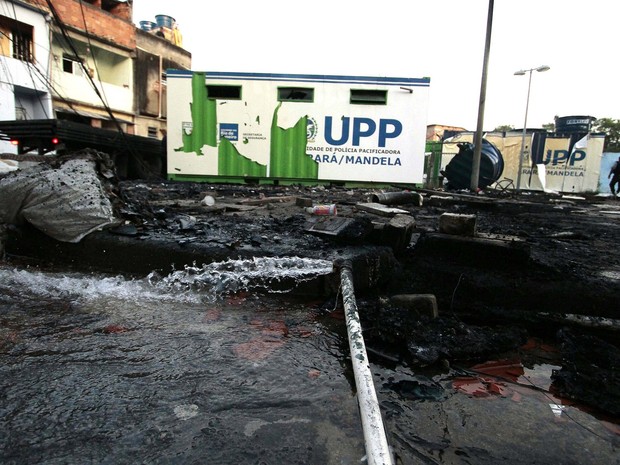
514,65,549,192
516,69,533,192
338,263,393,465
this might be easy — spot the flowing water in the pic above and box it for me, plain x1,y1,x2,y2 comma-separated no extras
0,260,618,465
0,259,366,465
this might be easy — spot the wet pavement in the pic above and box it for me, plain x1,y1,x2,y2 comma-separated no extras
0,265,619,465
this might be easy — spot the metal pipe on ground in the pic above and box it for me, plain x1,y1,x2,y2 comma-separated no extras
335,260,394,465
370,191,422,206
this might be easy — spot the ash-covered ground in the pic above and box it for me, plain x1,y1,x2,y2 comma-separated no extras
110,179,620,416
113,178,620,320
2,152,620,417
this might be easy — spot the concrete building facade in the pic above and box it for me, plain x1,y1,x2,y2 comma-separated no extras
0,0,190,153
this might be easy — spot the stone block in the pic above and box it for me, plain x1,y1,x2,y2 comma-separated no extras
295,197,313,207
427,195,455,207
439,213,477,236
382,214,416,252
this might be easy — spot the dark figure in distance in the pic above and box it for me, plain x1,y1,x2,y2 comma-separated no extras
609,156,620,197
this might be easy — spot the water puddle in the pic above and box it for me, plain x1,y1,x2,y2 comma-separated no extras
376,340,620,464
0,262,618,464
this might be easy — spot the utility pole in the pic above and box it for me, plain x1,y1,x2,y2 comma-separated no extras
470,0,494,192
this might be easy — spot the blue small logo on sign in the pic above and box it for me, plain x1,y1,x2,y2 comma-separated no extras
220,123,238,141
307,117,317,141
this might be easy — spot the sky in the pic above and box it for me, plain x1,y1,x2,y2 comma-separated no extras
132,0,619,132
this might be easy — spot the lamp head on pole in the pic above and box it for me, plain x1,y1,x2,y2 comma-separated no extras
514,65,551,76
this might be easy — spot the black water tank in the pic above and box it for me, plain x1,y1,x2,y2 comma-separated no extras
443,139,504,190
555,115,596,134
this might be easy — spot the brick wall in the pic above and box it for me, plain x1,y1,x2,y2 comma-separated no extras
25,0,135,49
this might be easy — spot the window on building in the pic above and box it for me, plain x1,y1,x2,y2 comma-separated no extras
206,85,241,100
350,89,388,105
277,87,314,102
62,55,83,75
12,24,32,62
0,17,33,62
147,127,158,138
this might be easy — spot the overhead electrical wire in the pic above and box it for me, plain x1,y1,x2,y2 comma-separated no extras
1,0,158,177
0,0,82,118
23,0,97,117
43,0,123,124
77,0,112,110
40,0,151,174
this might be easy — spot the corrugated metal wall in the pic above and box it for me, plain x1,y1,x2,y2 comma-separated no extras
269,104,318,179
219,138,266,177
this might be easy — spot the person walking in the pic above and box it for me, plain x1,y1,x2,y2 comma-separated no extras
609,156,620,197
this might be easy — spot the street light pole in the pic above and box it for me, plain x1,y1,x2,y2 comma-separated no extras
514,65,550,192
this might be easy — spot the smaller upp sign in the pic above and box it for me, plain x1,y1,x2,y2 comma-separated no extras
543,148,586,166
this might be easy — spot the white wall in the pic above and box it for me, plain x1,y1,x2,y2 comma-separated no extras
0,1,52,152
50,41,133,114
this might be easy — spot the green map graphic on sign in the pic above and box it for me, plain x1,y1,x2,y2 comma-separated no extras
178,72,318,180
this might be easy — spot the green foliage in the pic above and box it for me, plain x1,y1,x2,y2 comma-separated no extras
593,118,620,152
542,122,555,132
493,124,514,132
